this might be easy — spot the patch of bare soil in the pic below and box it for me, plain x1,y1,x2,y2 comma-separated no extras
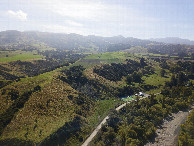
145,104,194,146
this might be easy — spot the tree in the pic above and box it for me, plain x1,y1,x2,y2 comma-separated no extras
160,60,169,69
160,95,166,108
149,94,156,106
160,69,166,77
170,75,178,87
177,72,187,85
135,95,140,106
126,75,132,85
101,127,116,145
34,85,41,92
161,89,170,97
8,89,19,100
132,71,142,83
181,87,192,98
140,57,147,67
118,125,127,145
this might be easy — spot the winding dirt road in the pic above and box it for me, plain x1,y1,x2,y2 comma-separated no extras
82,93,151,146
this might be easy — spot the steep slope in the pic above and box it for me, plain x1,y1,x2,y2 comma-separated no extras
0,70,94,145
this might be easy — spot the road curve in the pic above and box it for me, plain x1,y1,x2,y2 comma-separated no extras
82,93,152,146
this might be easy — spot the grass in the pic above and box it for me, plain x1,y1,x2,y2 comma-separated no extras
86,99,118,127
134,58,171,94
69,52,129,69
78,99,120,145
0,50,22,58
0,70,56,114
0,79,77,143
0,68,81,143
0,54,44,63
71,61,100,69
142,73,170,87
142,58,171,87
0,73,119,144
76,52,139,68
60,99,121,145
139,53,168,57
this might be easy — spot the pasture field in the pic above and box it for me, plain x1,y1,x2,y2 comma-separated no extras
75,52,139,68
0,50,38,58
142,72,170,87
0,53,44,63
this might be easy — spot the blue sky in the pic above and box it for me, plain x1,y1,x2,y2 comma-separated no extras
0,0,194,40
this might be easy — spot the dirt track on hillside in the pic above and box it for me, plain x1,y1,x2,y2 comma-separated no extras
145,104,194,146
82,93,152,146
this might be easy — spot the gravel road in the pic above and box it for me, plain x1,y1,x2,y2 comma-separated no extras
145,104,194,146
82,93,150,146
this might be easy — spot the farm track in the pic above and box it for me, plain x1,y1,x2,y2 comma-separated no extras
82,93,151,146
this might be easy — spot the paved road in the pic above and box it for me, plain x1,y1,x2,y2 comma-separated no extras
82,93,153,146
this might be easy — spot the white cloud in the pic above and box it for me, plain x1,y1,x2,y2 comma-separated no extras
47,0,106,20
8,10,27,21
33,0,158,26
30,0,117,21
65,20,83,27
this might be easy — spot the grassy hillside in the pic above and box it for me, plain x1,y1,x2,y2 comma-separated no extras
0,69,94,144
0,62,121,145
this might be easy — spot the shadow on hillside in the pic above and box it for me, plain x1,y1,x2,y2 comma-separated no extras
40,116,82,146
0,138,34,146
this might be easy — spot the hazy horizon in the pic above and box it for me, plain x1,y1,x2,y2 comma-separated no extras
2,30,194,42
0,0,194,40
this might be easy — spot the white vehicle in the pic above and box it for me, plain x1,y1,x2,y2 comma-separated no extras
139,92,144,96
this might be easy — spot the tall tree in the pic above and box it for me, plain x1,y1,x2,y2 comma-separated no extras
160,69,166,77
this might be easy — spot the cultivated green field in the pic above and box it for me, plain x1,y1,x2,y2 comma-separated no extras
0,54,44,62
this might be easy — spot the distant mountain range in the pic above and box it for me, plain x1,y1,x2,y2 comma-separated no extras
0,30,154,51
150,37,194,45
1,30,194,47
0,30,193,57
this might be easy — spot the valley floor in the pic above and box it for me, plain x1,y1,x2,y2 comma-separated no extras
145,104,194,146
